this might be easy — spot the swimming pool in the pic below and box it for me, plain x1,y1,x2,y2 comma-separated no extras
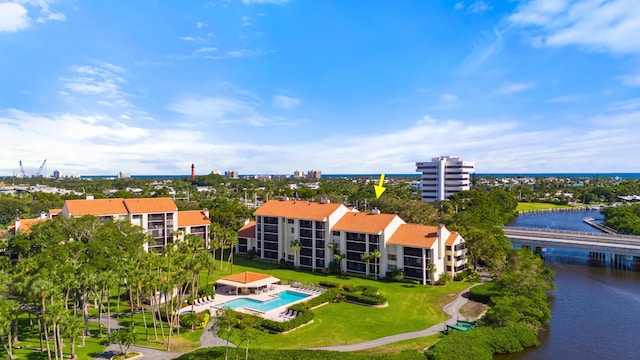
220,290,310,312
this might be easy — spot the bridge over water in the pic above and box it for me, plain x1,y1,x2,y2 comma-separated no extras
502,227,640,258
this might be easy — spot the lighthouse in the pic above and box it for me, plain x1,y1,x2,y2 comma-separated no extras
191,164,195,179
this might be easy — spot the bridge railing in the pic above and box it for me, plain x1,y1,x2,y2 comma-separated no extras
502,227,640,240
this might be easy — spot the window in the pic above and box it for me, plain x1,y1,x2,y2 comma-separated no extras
333,231,340,236
388,264,397,271
388,254,397,261
287,219,294,224
132,214,142,220
291,227,294,234
315,221,325,229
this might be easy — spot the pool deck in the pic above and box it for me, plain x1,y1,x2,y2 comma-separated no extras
177,284,321,322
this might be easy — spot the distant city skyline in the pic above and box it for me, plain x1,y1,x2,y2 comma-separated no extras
2,1,640,176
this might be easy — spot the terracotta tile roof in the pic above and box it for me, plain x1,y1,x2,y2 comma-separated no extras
446,232,461,245
123,198,177,214
177,210,211,227
49,209,62,216
333,212,400,234
64,198,128,216
12,218,49,235
237,221,256,238
254,200,344,221
220,271,273,284
387,224,438,248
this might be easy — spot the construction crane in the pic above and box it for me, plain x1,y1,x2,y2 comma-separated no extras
36,159,47,177
19,161,26,177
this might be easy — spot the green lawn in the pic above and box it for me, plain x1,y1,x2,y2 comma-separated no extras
212,256,471,349
10,315,108,360
516,202,572,212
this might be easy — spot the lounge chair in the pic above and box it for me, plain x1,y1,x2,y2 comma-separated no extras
206,295,213,302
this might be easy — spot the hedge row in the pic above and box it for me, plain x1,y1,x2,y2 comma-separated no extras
236,288,340,333
318,281,341,288
424,323,540,360
177,347,425,360
259,310,315,333
468,282,502,304
339,285,386,305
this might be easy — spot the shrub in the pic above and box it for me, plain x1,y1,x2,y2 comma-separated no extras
469,282,502,304
198,286,215,298
436,273,451,285
328,260,341,274
246,249,257,259
279,259,295,269
342,284,353,292
385,268,404,281
319,281,340,288
180,310,211,330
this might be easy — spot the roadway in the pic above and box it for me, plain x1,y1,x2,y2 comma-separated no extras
502,227,640,257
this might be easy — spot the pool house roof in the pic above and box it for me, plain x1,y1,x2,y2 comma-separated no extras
216,271,280,289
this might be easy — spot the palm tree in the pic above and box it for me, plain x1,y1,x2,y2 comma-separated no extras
360,252,371,277
426,262,436,287
290,240,301,268
370,249,381,280
0,299,19,359
61,314,84,360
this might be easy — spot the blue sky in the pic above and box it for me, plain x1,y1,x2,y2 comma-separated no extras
1,0,639,176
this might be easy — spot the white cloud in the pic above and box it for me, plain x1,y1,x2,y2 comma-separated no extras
273,95,300,109
0,2,29,32
168,95,296,126
548,94,584,103
241,0,289,4
455,2,464,10
468,1,491,13
37,11,65,23
510,0,640,54
0,0,66,30
59,62,135,110
203,49,268,59
3,105,640,175
610,98,640,111
442,93,458,102
242,16,251,26
456,27,503,75
496,82,535,94
621,71,640,86
195,47,218,54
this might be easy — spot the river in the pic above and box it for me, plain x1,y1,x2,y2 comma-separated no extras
500,210,640,360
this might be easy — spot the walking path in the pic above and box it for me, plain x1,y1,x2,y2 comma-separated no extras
310,284,479,352
92,313,232,359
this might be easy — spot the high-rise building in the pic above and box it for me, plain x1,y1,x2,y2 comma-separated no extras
53,169,61,179
225,170,239,179
293,170,305,178
416,156,475,202
307,169,321,179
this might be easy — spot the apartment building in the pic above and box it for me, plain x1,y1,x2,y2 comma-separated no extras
59,197,210,251
236,199,467,284
416,156,475,202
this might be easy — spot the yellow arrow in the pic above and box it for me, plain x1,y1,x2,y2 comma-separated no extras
374,174,386,199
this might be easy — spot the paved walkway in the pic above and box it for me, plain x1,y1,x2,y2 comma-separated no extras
92,313,232,360
310,285,478,352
